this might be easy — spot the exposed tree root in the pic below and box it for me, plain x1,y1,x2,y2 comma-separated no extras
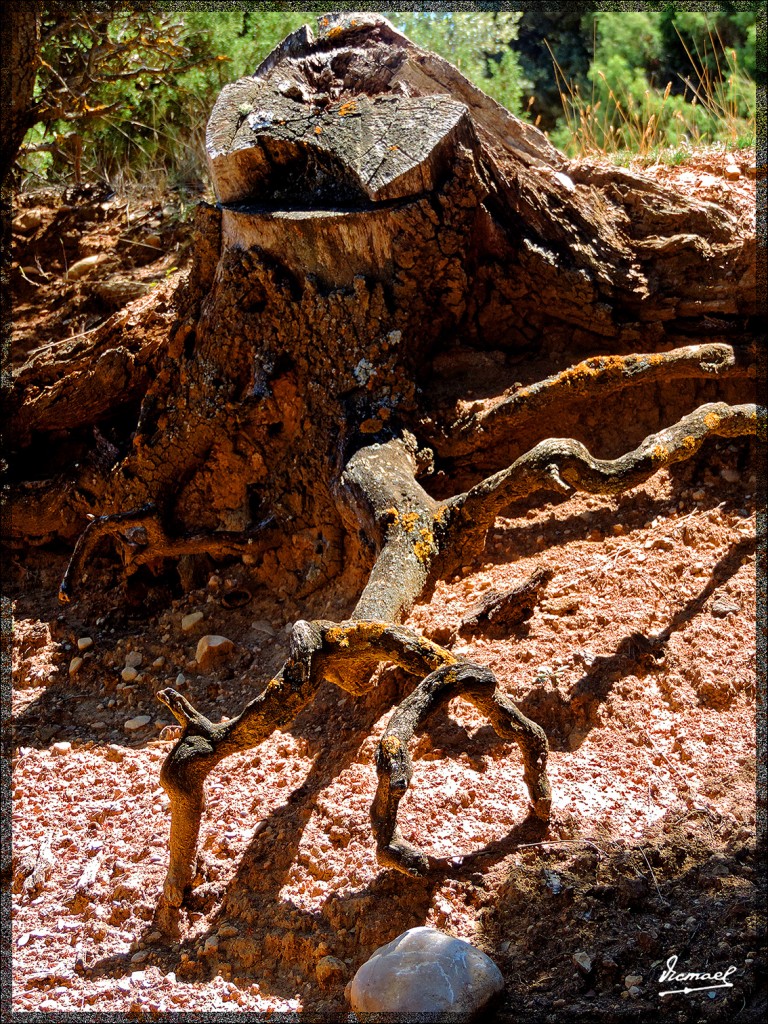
58,504,283,603
457,567,553,638
428,343,755,458
446,401,758,559
150,400,758,907
156,619,550,904
15,13,759,920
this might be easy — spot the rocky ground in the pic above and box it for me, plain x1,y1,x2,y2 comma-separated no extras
6,147,764,1020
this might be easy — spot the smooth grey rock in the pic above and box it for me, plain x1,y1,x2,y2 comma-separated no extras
348,926,504,1016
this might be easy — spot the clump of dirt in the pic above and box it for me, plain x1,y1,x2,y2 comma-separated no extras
7,151,764,1019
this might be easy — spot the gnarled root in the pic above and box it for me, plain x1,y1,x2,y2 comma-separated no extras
155,620,551,902
371,661,550,877
59,504,282,603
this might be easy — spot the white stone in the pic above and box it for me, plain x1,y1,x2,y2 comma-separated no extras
181,611,204,632
124,715,152,733
196,634,235,671
77,637,93,651
51,741,72,756
121,666,139,683
348,926,504,1016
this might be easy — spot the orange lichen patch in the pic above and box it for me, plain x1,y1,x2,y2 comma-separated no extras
384,507,400,525
417,639,456,668
414,528,436,564
679,435,700,456
338,101,358,117
413,540,432,563
388,145,399,152
704,412,721,429
381,735,402,756
401,512,420,533
266,678,283,693
314,126,323,135
324,621,387,649
652,443,669,462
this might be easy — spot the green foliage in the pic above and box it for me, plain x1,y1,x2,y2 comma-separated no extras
516,8,596,131
550,9,756,158
21,5,312,188
19,7,758,188
384,12,526,114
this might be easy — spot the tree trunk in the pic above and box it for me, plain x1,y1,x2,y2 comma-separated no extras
1,2,41,188
7,13,758,909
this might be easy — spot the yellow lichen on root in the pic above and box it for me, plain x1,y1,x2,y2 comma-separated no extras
413,542,429,562
652,443,669,462
704,412,721,429
381,735,402,756
400,511,420,533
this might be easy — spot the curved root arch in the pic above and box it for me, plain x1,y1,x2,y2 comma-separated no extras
156,620,550,906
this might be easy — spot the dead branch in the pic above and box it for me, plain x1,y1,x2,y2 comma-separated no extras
457,567,553,638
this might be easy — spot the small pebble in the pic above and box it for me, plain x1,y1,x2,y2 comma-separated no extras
573,951,592,974
69,657,84,676
181,611,205,632
124,715,152,733
711,597,739,618
196,634,235,671
125,651,143,668
121,667,138,683
77,637,93,651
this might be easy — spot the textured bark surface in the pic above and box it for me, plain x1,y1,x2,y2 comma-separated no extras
7,13,759,915
1,2,41,187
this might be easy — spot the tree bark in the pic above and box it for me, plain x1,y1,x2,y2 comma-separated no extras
1,2,41,188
